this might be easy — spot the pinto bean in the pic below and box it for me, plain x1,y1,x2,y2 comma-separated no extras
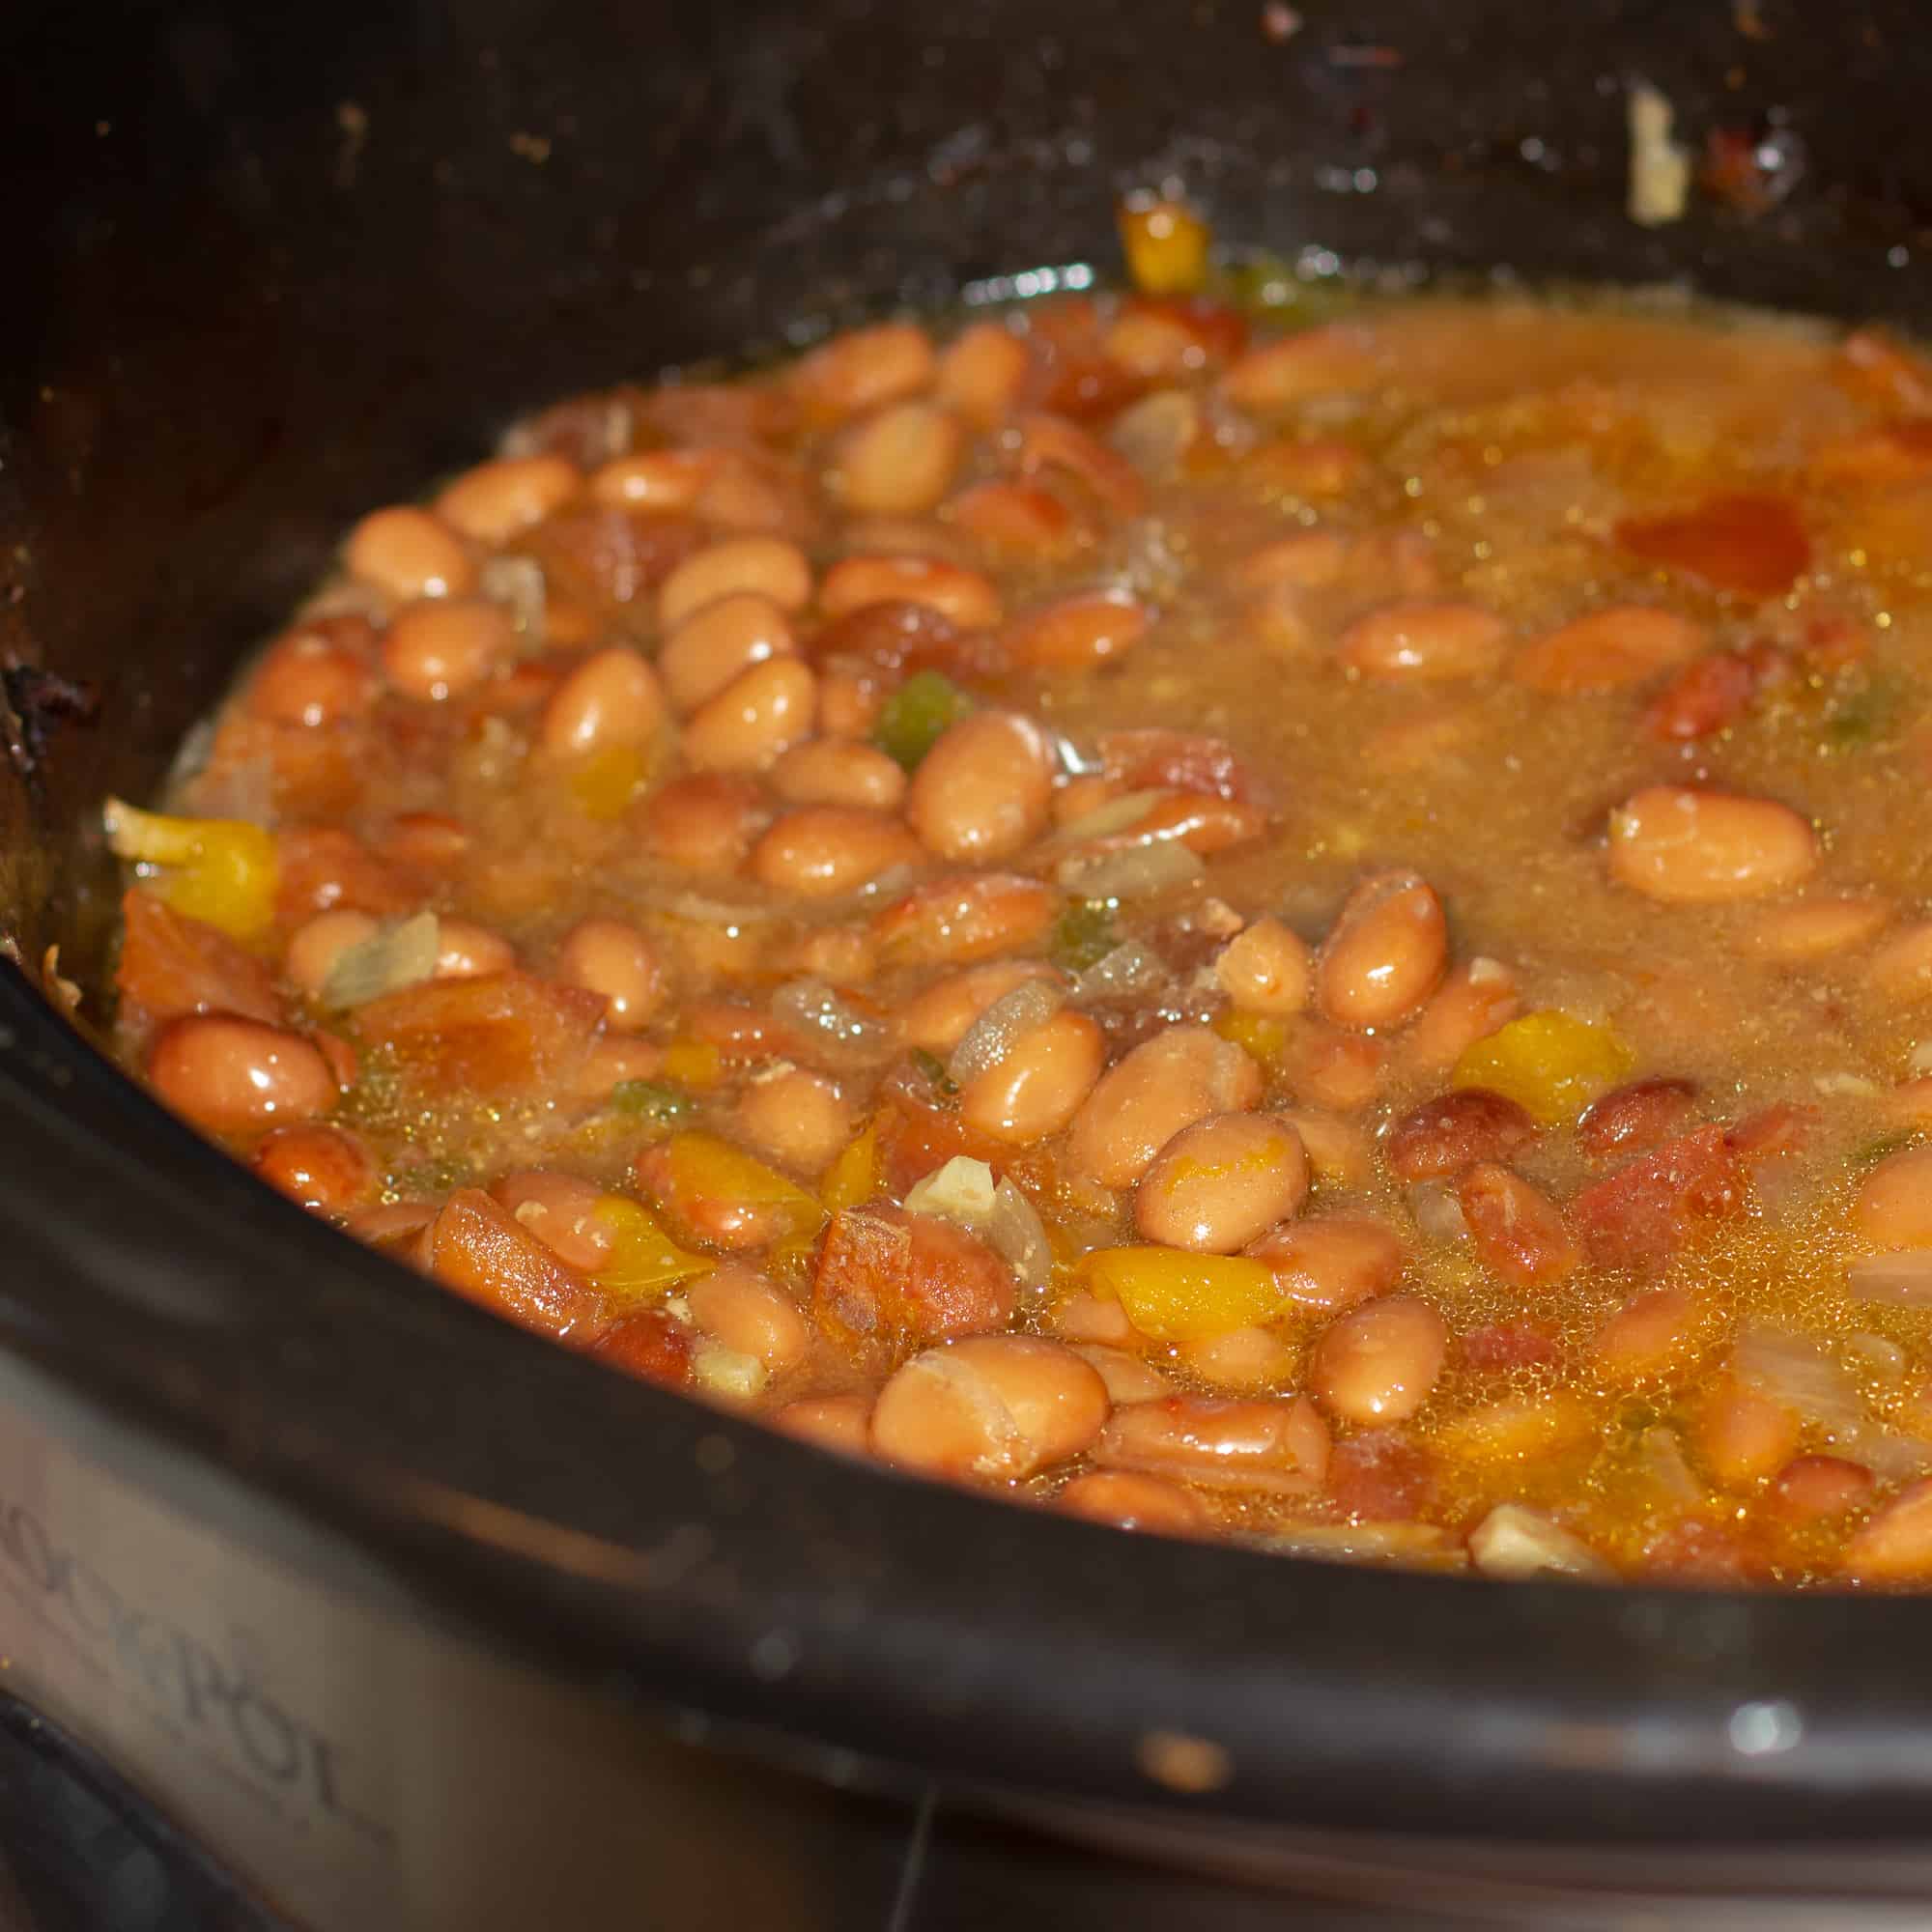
871,871,1055,965
1456,1163,1581,1286
1308,1295,1447,1425
934,320,1031,427
681,657,817,773
657,594,798,714
1866,921,1932,1006
1737,895,1891,962
1592,1286,1700,1382
433,919,516,980
1058,1469,1206,1533
831,401,964,516
148,1016,337,1133
686,1264,810,1376
1508,606,1706,694
1577,1078,1699,1157
538,646,665,757
1066,1025,1263,1189
554,919,663,1031
770,738,907,810
1215,916,1312,1015
345,505,474,601
1695,1379,1800,1487
489,1170,612,1271
660,537,812,626
1854,1147,1932,1251
1773,1455,1875,1524
750,807,922,897
1092,1394,1329,1494
1339,601,1508,681
1005,591,1150,671
1316,871,1448,1031
1179,1324,1300,1391
819,554,1004,629
1384,1089,1536,1181
792,320,936,419
1276,1109,1374,1187
957,1010,1106,1144
1247,1215,1404,1312
251,1122,376,1212
382,597,515,700
1399,959,1520,1073
870,1336,1110,1480
775,1393,872,1456
1135,1113,1309,1254
1607,785,1820,903
1843,1477,1932,1584
1069,1344,1173,1403
248,630,378,727
905,711,1055,862
897,962,1063,1055
436,453,581,543
638,772,771,874
284,909,381,1000
735,1068,855,1177
946,480,1084,559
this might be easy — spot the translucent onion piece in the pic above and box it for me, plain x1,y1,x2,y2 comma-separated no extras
1406,1179,1469,1244
693,1341,766,1403
1070,940,1165,1005
989,1178,1054,1290
1467,1504,1613,1582
1057,839,1206,901
1848,1250,1932,1306
947,979,1064,1085
320,911,440,1009
773,977,892,1062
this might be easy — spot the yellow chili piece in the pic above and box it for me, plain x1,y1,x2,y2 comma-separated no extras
589,1196,714,1305
658,1131,827,1239
1214,1008,1291,1067
1117,197,1210,298
102,799,277,940
660,1037,724,1090
1081,1245,1281,1343
820,1120,880,1212
1451,1009,1634,1124
564,744,650,821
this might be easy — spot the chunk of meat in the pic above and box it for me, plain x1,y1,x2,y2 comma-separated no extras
590,1310,696,1387
114,890,282,1029
421,1188,606,1341
354,971,604,1094
1384,1089,1536,1182
812,1205,1016,1359
1571,1124,1744,1270
1614,494,1810,600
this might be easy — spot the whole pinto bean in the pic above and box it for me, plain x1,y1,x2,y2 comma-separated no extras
436,453,582,543
1247,1215,1405,1313
680,657,817,773
750,807,923,897
1135,1112,1310,1254
905,710,1056,862
1854,1147,1932,1251
899,961,1065,1054
1338,601,1508,681
251,1123,376,1212
1456,1161,1582,1286
956,1009,1107,1144
1308,1293,1448,1424
1576,1077,1699,1158
554,918,664,1031
1215,915,1312,1015
685,1263,811,1376
1383,1089,1536,1182
1607,785,1820,903
148,1017,338,1133
869,1336,1110,1480
539,646,666,757
638,773,772,874
345,505,474,601
770,738,907,810
1057,1469,1206,1534
1092,1394,1330,1495
1066,1025,1264,1190
659,536,813,626
1316,870,1449,1031
830,401,965,516
657,593,798,713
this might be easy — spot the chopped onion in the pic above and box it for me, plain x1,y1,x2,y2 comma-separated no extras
1846,1331,1909,1379
773,977,891,1061
1848,1250,1932,1306
321,911,440,1009
1467,1504,1612,1583
948,980,1065,1085
904,1154,998,1227
1635,1426,1699,1503
1071,940,1165,1005
1057,840,1206,901
1406,1179,1469,1244
658,890,776,926
479,554,547,645
693,1341,766,1403
1057,788,1167,844
989,1179,1054,1290
1111,390,1202,477
1732,1327,1862,1434
1627,81,1690,229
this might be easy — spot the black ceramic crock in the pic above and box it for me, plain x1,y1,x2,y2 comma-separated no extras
9,2,1932,1925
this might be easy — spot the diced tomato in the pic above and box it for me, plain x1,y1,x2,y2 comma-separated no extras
811,1204,1015,1358
114,889,282,1030
1639,649,1763,741
422,1188,606,1340
273,827,421,928
1097,728,1262,804
1460,1321,1564,1375
1615,493,1810,599
590,1309,696,1387
1571,1124,1744,1270
353,971,604,1094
